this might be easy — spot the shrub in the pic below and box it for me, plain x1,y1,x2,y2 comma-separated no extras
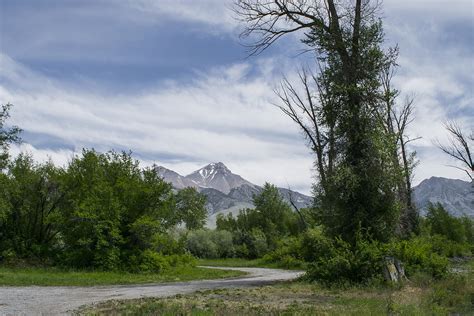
388,236,449,278
248,228,268,258
262,236,305,268
137,250,170,273
211,230,235,258
186,230,218,258
426,203,471,244
305,233,385,284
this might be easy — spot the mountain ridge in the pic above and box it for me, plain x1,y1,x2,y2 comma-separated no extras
412,176,473,217
157,164,473,223
155,163,313,224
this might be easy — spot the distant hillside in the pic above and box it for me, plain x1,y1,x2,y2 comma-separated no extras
158,164,473,223
413,177,473,218
155,163,312,225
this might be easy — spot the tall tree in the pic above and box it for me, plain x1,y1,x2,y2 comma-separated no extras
175,187,207,230
236,0,408,242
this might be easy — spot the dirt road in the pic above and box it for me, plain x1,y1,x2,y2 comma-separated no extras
0,267,304,315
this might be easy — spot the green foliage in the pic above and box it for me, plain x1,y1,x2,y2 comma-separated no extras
262,236,305,269
57,150,179,269
186,230,218,258
426,203,473,244
0,148,198,272
388,236,449,278
0,154,64,260
186,229,235,259
306,233,386,285
175,187,207,230
133,250,171,273
216,183,301,257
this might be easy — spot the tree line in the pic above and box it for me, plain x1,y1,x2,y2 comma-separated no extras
0,110,207,271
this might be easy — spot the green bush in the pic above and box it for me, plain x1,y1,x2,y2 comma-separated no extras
186,230,218,258
305,232,385,284
388,236,449,278
211,230,235,258
426,203,473,245
137,250,171,273
262,236,304,268
185,229,237,259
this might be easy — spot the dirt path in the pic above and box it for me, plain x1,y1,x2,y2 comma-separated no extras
0,267,304,315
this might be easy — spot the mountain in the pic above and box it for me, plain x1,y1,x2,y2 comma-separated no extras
156,162,313,225
158,163,472,223
184,162,255,194
155,166,198,189
413,177,473,218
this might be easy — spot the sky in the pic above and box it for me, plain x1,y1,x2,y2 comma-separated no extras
0,0,473,194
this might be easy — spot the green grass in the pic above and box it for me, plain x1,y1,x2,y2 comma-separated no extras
0,266,246,286
83,259,474,315
197,258,305,270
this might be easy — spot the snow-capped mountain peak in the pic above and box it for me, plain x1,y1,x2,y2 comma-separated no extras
185,162,254,194
196,162,231,180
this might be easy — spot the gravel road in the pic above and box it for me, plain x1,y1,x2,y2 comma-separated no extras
0,267,304,315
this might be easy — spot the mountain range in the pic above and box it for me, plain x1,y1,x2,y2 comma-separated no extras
412,176,473,217
156,163,473,225
156,162,312,225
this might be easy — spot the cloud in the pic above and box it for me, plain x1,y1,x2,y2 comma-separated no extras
1,54,315,193
127,0,237,32
1,0,472,196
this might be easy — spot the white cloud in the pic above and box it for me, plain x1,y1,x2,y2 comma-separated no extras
1,54,315,193
1,0,472,195
127,0,237,32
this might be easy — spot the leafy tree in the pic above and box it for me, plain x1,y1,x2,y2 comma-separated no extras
426,203,470,244
175,187,207,230
0,154,64,259
253,183,294,247
216,213,238,231
59,150,176,269
236,0,408,242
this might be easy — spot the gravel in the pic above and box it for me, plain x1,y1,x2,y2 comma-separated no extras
0,267,304,315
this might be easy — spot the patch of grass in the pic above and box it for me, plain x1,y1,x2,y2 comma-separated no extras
197,258,304,270
83,258,474,315
0,266,246,286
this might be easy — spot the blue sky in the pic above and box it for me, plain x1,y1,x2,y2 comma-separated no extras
1,0,473,194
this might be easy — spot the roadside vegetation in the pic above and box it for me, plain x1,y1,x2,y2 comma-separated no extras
0,266,244,286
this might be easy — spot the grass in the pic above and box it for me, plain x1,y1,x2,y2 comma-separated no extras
0,265,246,286
198,258,305,270
82,259,474,315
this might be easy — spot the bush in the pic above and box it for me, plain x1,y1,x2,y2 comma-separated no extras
262,236,305,268
305,232,385,284
426,204,473,245
137,250,171,273
211,230,235,258
388,236,449,278
186,230,218,258
185,229,237,259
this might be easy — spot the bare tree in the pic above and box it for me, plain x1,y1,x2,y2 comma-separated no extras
273,67,334,188
378,60,421,234
437,122,474,181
